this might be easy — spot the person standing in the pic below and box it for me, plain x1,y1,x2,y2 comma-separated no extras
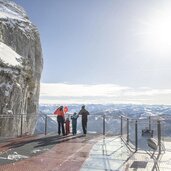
71,112,79,135
78,105,89,135
54,106,65,136
65,117,70,135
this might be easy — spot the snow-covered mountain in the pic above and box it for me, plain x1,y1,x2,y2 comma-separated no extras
39,104,171,118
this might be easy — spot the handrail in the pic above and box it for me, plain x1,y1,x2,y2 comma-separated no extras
0,114,38,117
0,112,165,154
120,114,168,122
0,113,168,121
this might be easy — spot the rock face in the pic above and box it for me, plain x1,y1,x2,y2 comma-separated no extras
0,0,43,136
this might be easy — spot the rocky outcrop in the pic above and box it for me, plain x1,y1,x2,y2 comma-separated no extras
0,0,43,136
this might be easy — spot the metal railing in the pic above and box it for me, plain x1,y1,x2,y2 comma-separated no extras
43,114,121,136
0,114,39,137
120,115,163,153
0,113,167,154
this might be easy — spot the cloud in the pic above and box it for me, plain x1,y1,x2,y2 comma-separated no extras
40,83,129,97
39,83,171,105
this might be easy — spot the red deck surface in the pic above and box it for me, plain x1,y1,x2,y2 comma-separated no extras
0,135,99,171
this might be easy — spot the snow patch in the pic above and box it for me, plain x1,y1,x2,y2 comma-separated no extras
0,0,28,22
7,152,28,161
0,42,22,67
31,148,49,154
0,0,35,39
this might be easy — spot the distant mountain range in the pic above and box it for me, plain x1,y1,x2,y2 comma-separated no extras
39,103,171,118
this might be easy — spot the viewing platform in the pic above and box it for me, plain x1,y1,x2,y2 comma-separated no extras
0,114,170,170
0,133,170,171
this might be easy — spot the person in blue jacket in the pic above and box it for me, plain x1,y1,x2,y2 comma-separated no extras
71,112,79,135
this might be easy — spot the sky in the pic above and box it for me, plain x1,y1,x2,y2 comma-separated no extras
11,0,171,105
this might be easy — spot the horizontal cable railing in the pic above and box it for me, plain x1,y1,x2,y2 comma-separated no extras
0,113,170,154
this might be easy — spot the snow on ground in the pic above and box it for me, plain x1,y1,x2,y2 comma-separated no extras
0,42,22,67
7,152,28,161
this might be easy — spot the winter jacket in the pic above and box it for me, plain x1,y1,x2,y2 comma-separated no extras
54,108,64,117
78,109,89,121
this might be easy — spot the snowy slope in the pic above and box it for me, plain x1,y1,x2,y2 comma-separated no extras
0,0,36,39
0,0,28,21
0,42,22,67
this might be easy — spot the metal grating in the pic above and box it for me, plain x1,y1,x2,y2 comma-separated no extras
130,161,148,169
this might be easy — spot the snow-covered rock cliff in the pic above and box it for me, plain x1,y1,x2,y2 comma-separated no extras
0,0,43,136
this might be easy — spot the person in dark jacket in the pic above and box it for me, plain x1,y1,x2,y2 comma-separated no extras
54,106,65,136
71,112,79,135
78,105,89,134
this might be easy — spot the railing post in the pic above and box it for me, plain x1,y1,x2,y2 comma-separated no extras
149,116,151,130
157,120,161,154
127,118,129,143
20,114,23,136
103,115,105,136
45,115,48,135
135,120,138,152
121,116,123,137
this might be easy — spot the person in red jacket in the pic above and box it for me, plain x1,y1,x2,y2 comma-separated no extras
65,117,70,135
54,106,65,136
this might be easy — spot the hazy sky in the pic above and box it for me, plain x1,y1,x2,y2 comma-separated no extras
12,0,171,104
